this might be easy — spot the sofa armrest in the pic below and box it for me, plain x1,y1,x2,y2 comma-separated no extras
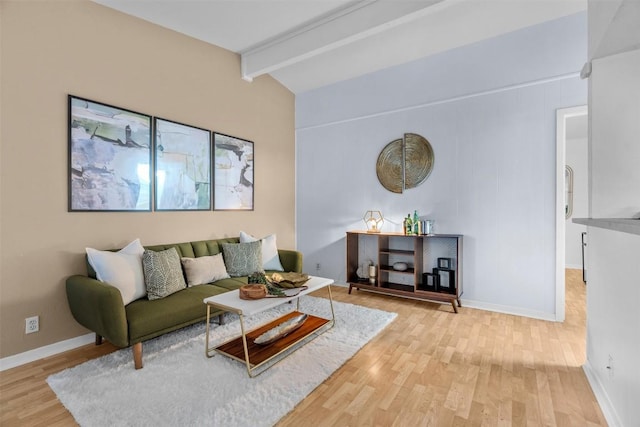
278,249,303,273
65,275,129,348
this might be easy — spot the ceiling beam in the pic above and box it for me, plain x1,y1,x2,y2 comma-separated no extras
240,0,449,82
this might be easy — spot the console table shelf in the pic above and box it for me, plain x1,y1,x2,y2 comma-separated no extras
379,266,415,274
380,249,414,255
346,231,463,313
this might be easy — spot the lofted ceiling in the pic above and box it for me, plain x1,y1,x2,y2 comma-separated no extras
92,0,587,94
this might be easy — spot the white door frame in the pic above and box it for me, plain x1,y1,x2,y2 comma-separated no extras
555,105,588,322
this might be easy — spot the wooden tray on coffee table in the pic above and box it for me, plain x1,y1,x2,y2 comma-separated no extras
216,311,330,366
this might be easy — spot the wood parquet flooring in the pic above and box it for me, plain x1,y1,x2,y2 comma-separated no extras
0,269,606,426
277,269,605,426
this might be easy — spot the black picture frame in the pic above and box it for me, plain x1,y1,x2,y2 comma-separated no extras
419,272,438,292
213,132,254,211
434,268,456,294
68,95,152,211
437,257,452,269
154,118,212,211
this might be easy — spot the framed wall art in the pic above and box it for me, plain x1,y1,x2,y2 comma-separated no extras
68,95,152,211
154,118,212,211
213,133,254,211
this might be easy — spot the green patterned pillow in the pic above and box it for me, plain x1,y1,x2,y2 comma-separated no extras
221,241,263,277
142,247,187,300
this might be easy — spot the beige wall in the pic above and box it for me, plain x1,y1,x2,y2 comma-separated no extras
0,0,295,358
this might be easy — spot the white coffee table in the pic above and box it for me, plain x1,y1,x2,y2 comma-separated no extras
203,276,335,377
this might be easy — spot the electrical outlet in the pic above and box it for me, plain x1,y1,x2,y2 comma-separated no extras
25,316,39,334
607,355,614,378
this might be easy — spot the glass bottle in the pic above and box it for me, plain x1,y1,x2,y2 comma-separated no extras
413,210,419,235
405,214,412,235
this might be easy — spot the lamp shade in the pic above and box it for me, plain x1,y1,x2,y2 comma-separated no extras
363,210,384,233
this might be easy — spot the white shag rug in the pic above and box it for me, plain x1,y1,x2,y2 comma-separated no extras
47,296,396,427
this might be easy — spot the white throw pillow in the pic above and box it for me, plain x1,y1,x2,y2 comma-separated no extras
86,238,146,305
181,253,230,286
239,231,284,271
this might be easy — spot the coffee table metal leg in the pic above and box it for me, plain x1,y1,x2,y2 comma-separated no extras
327,284,335,325
205,304,213,358
295,285,335,326
239,314,254,377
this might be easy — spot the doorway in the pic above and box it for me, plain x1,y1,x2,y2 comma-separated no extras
555,105,588,322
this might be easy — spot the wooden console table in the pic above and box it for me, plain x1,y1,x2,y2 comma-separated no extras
346,231,463,312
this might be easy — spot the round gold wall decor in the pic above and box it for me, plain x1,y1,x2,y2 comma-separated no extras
404,133,434,189
376,133,434,193
376,138,404,193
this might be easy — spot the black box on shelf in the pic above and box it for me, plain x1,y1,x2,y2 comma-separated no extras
420,272,438,292
433,268,456,294
437,257,452,269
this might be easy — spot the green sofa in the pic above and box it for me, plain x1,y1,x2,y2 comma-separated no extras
65,237,303,369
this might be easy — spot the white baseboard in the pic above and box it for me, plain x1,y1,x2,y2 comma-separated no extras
461,298,557,322
341,282,558,321
0,333,94,372
565,264,584,270
582,361,622,427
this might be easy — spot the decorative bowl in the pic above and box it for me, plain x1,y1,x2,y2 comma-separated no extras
267,272,310,288
392,262,408,271
239,284,267,300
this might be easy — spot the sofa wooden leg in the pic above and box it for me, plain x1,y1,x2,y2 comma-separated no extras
218,314,224,325
133,342,143,369
95,334,103,345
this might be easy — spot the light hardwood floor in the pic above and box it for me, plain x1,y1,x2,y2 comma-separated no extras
1,269,606,426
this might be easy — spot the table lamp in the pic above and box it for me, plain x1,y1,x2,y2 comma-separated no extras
363,210,384,233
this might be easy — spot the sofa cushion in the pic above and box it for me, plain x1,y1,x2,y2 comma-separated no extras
210,277,247,291
86,238,146,305
125,285,230,342
144,242,194,258
142,248,187,300
239,231,285,271
181,253,230,286
221,241,263,277
190,240,221,257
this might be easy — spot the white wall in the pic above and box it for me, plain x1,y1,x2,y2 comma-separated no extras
584,227,640,427
590,49,640,219
583,16,640,422
565,135,588,269
296,13,587,318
